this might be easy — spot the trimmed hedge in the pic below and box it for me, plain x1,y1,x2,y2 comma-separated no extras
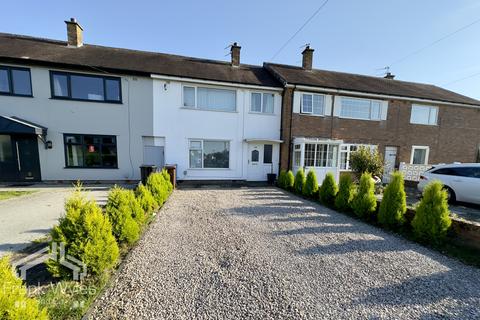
335,174,355,212
412,180,452,244
351,172,377,220
293,168,306,194
48,189,119,278
378,171,406,228
303,170,319,198
0,256,48,320
319,172,338,207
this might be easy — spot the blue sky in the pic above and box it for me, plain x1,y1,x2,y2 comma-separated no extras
2,0,479,99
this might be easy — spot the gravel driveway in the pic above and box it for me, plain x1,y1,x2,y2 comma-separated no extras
89,187,480,319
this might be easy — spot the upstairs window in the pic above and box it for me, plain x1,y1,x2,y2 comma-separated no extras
0,66,32,96
251,92,274,114
51,71,122,103
183,85,236,112
340,97,382,120
301,93,325,115
410,105,438,125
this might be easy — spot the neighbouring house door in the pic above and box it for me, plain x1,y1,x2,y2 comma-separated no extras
0,135,41,182
383,146,397,183
247,144,271,181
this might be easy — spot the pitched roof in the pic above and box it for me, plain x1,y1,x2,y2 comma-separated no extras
265,63,480,106
0,33,281,87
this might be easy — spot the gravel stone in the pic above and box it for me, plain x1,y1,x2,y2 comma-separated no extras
88,187,480,319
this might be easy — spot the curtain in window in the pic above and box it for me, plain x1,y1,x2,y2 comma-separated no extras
198,88,236,111
263,94,274,113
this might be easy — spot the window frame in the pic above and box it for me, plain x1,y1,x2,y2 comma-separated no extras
182,84,237,112
339,97,383,121
339,144,377,171
63,133,118,169
250,92,275,114
410,104,438,126
0,65,33,97
50,71,122,104
303,143,338,168
188,139,231,169
410,145,430,165
263,144,273,164
301,93,325,116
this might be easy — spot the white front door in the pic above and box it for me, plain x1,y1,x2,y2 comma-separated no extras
383,146,398,183
247,144,269,181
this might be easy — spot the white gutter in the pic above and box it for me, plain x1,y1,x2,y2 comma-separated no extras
151,74,283,92
294,85,480,109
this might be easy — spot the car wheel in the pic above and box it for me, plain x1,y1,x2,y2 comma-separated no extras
444,187,456,204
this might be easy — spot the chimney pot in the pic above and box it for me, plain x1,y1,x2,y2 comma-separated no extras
65,18,83,47
302,45,314,70
230,42,241,67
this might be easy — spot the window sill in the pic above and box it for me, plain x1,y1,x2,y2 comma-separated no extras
248,111,276,116
180,107,238,113
51,97,123,104
187,168,232,171
409,122,438,127
337,116,382,122
0,92,33,98
299,112,326,117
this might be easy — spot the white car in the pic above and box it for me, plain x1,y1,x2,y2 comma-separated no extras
418,163,480,205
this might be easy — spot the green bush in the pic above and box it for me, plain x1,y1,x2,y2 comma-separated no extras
303,170,319,198
135,183,158,216
378,171,406,228
293,168,306,194
105,187,142,245
286,170,295,190
335,174,355,212
412,180,452,243
349,146,384,178
319,172,338,206
146,172,170,206
48,190,119,278
161,169,173,194
0,256,49,320
351,172,377,219
277,170,287,189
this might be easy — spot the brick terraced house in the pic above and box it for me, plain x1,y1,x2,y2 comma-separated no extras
265,46,480,182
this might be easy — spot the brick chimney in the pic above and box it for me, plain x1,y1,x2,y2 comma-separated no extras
302,45,314,70
230,42,241,67
384,72,395,79
65,18,83,47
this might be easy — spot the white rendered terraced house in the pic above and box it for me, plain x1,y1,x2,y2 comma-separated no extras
0,19,283,182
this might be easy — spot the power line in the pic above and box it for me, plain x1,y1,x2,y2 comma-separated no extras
387,16,480,67
443,70,480,86
270,0,329,61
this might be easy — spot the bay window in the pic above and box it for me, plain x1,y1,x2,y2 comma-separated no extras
303,143,338,168
183,85,236,112
189,139,230,169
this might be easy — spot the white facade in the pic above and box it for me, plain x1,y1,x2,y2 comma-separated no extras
0,64,153,181
152,76,282,181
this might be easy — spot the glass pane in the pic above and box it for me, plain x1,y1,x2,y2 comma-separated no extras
66,144,84,167
302,94,313,113
0,69,10,93
183,86,195,107
0,135,13,162
190,140,202,149
312,95,324,115
105,79,121,101
341,98,371,119
304,144,316,167
263,144,273,164
251,149,259,162
294,151,301,167
203,141,229,168
101,145,117,167
340,151,347,170
251,93,262,112
412,148,426,164
102,136,116,144
84,136,102,144
370,101,381,120
11,69,32,95
197,87,236,111
410,106,430,124
52,74,69,97
189,150,202,168
429,107,438,125
84,144,102,167
71,75,104,101
65,135,82,144
263,93,274,114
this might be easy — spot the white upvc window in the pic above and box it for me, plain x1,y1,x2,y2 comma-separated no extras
410,104,438,125
340,97,382,120
251,92,274,114
339,144,377,170
410,146,430,165
301,93,325,115
303,143,338,168
189,139,230,169
293,144,302,167
182,85,237,112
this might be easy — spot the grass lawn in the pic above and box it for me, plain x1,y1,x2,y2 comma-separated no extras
0,190,36,200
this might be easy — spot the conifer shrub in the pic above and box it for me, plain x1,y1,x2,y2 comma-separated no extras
135,183,158,217
48,190,119,278
303,170,319,198
0,256,49,320
319,172,338,206
285,170,295,190
351,172,377,219
105,187,141,245
161,168,174,194
335,174,355,212
277,170,287,189
412,180,452,244
293,168,306,194
378,171,406,228
146,172,169,206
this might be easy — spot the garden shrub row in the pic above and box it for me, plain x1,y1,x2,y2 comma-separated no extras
1,170,173,320
278,168,452,244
